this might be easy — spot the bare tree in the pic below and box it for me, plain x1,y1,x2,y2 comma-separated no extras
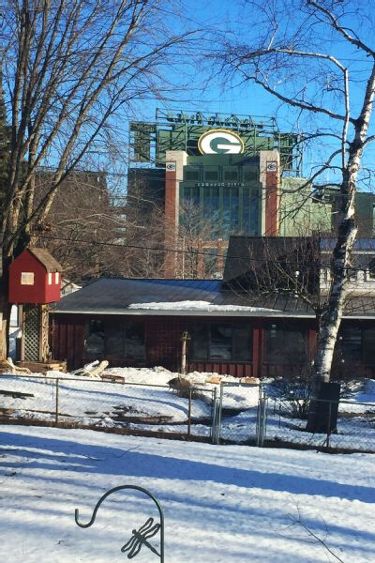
176,201,224,279
34,170,129,282
123,204,167,278
0,0,196,355
216,0,375,388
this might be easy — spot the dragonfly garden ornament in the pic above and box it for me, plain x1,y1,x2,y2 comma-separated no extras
75,484,164,562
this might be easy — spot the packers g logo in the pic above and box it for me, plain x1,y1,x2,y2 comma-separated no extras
198,129,244,155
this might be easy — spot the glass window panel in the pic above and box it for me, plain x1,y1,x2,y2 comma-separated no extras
105,326,125,357
339,326,362,362
243,167,258,181
124,322,145,360
369,257,375,279
205,168,218,181
210,325,232,360
190,324,209,360
363,328,375,364
265,325,306,363
184,167,200,181
84,320,105,356
249,190,260,234
233,326,252,361
224,168,238,181
230,187,239,230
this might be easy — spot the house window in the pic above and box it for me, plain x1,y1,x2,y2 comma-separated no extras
55,272,60,284
20,272,35,285
124,322,145,360
84,320,105,356
48,273,53,285
363,328,375,364
94,321,145,361
336,325,375,366
368,258,375,279
190,323,252,362
265,324,307,363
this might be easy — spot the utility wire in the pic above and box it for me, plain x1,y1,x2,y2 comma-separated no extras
39,233,374,271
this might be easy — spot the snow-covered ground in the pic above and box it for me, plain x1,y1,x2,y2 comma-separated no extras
0,367,374,451
0,425,374,562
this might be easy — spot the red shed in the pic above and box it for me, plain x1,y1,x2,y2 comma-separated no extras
9,248,62,304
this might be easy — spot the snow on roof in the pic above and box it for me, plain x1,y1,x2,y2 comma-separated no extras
128,300,279,312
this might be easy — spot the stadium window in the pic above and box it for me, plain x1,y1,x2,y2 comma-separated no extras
184,167,200,181
205,168,219,181
243,166,258,182
224,168,238,181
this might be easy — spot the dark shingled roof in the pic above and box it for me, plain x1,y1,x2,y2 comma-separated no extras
51,277,375,318
53,278,222,314
223,236,312,284
29,248,62,272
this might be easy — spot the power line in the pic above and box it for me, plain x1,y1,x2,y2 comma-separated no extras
39,233,374,271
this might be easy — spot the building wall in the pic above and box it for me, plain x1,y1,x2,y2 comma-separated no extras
51,312,375,377
279,178,332,236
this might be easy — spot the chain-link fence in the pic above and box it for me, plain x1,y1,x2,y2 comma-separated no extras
262,395,375,453
1,374,374,452
0,374,217,442
211,381,262,445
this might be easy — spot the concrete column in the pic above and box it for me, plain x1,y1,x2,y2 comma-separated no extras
259,150,280,236
164,151,187,277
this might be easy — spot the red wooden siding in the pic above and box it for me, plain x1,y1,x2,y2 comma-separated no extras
9,250,61,304
51,316,85,368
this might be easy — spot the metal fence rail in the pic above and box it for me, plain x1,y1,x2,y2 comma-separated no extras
265,396,375,453
0,374,216,442
1,374,374,453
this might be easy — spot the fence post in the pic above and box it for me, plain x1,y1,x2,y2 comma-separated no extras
326,400,332,448
211,387,219,444
187,387,192,438
211,384,223,445
217,383,224,444
55,378,59,426
256,385,267,447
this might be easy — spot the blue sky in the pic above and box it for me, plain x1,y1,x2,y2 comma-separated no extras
83,0,375,189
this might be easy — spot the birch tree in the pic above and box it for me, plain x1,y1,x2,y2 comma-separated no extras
217,0,375,388
0,0,195,356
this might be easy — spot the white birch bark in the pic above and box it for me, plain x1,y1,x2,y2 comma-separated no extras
218,0,375,387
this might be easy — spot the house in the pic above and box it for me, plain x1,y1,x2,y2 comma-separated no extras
50,273,375,378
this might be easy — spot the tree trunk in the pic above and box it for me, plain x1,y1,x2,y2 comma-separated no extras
0,254,12,361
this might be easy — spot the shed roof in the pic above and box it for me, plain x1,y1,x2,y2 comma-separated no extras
28,248,62,272
51,277,375,319
223,236,312,284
